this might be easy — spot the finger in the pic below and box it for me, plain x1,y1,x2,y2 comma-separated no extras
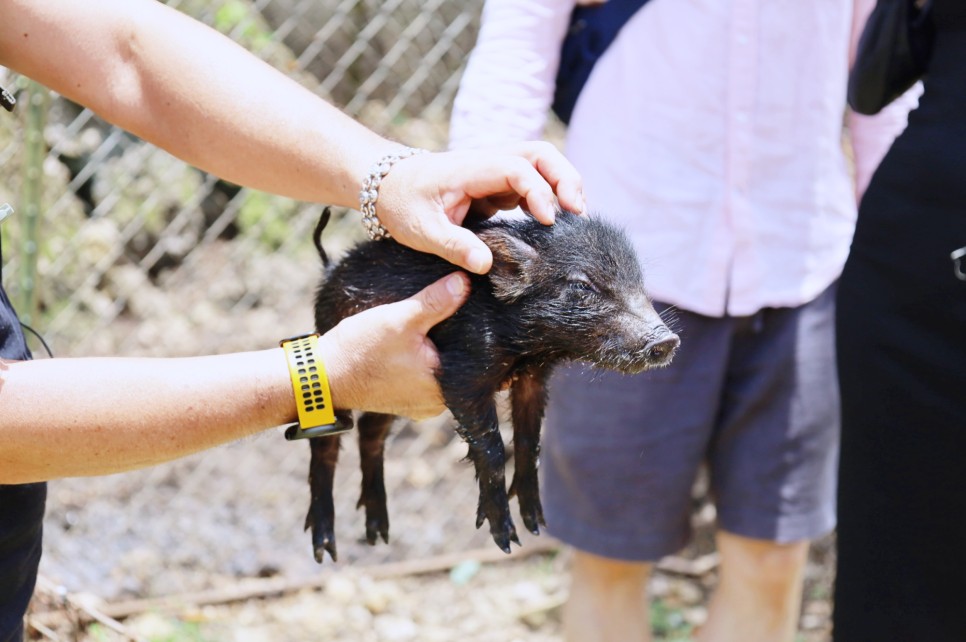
418,220,494,274
460,157,558,226
512,141,586,215
405,272,471,335
507,161,558,226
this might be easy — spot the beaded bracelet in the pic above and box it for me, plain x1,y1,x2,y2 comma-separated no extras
359,147,427,240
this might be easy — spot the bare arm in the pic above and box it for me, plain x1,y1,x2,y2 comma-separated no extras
0,0,584,273
0,350,296,482
0,0,382,205
0,273,469,484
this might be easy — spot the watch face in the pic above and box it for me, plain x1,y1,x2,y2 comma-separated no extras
1,85,15,111
285,421,352,441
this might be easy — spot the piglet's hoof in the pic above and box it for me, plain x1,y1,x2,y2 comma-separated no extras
509,474,546,536
358,495,390,546
305,508,338,563
476,496,521,554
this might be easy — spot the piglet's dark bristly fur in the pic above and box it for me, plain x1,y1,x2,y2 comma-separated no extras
304,209,679,563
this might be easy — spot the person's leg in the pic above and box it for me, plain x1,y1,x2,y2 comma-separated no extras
697,532,808,642
705,285,840,642
563,551,654,642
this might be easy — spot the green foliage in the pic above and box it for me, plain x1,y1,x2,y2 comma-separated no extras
651,597,693,641
147,620,211,642
214,0,274,53
87,617,213,642
236,190,299,251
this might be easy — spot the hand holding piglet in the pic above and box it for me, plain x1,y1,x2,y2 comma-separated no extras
374,142,585,274
317,272,470,420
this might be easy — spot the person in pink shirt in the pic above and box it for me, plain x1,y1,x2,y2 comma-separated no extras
449,1,914,640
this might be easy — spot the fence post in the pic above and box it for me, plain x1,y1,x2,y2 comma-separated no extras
18,79,47,325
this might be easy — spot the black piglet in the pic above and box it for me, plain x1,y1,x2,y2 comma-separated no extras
304,209,679,563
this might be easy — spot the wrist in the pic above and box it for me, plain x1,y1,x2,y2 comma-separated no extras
358,146,429,240
279,334,349,440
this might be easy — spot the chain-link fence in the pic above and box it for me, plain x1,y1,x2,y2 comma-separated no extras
0,0,572,602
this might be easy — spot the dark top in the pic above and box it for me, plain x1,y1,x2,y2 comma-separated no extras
0,284,45,642
833,1,966,640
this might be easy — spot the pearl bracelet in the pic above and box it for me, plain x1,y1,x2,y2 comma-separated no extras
359,147,428,241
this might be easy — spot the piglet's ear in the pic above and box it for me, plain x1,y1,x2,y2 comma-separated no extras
477,229,539,302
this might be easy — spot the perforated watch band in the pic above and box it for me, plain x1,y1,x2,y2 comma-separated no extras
280,333,349,440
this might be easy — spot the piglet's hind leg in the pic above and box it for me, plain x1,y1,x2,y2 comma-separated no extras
305,410,352,563
508,369,549,535
356,412,395,545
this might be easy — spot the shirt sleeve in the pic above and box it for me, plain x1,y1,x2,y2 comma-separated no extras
846,0,920,203
448,0,575,150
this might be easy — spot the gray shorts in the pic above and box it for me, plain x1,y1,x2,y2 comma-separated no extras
540,285,839,562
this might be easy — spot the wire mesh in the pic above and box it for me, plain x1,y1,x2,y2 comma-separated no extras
0,0,548,601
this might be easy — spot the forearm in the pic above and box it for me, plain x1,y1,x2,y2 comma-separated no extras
0,350,296,483
0,272,468,483
0,0,396,206
847,87,919,201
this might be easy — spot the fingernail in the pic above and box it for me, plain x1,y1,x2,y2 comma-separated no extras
467,248,490,274
446,273,466,296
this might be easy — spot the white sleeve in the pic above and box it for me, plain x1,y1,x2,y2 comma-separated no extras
448,0,576,150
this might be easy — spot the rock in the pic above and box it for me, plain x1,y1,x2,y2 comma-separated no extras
374,614,418,641
449,559,481,586
325,574,357,605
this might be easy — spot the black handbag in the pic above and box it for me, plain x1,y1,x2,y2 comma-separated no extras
847,0,935,115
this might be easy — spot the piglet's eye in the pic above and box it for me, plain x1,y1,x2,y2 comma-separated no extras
568,279,597,293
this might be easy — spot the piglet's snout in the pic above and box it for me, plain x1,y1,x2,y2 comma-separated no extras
629,295,679,366
643,325,679,366
611,298,680,372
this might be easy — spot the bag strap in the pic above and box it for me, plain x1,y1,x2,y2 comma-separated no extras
552,0,652,124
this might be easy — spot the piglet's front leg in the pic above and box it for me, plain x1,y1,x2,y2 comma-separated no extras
508,368,549,535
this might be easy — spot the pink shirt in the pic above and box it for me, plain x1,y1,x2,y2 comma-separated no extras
450,0,916,316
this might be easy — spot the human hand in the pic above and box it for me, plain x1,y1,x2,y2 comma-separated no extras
316,272,470,419
374,142,585,274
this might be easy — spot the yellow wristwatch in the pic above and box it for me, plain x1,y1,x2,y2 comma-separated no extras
279,333,350,440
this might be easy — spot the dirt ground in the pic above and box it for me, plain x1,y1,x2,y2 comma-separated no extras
28,543,835,642
28,484,836,642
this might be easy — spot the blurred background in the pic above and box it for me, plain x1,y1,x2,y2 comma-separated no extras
0,1,833,640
